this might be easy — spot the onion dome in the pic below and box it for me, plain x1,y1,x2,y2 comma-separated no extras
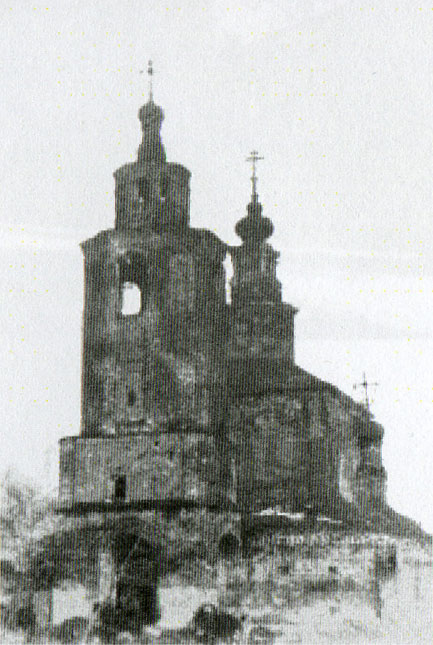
235,194,274,243
234,151,274,243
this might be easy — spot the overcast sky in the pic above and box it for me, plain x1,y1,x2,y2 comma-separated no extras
1,0,432,532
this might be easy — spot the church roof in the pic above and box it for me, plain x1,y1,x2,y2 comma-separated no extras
227,356,384,441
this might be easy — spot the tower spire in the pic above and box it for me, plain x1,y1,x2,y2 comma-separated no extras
246,150,264,202
229,151,297,360
147,59,154,102
137,59,165,163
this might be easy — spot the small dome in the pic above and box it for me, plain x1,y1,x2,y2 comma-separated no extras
137,98,166,164
235,197,274,243
138,99,164,130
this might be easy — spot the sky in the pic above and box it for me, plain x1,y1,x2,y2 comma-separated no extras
1,0,432,532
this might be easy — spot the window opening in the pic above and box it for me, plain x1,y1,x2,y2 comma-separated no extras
224,254,233,304
159,174,169,201
113,475,126,502
127,389,136,407
137,177,151,202
261,252,274,276
121,281,142,316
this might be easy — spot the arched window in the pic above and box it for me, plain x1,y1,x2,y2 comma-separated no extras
159,174,169,201
113,475,126,502
137,177,151,202
127,389,136,407
121,281,142,316
260,250,275,276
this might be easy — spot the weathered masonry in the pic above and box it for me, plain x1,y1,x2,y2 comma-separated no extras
59,76,387,521
46,67,431,643
52,69,421,640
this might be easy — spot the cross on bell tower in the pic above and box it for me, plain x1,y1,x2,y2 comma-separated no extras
147,59,154,101
140,59,155,102
246,150,264,201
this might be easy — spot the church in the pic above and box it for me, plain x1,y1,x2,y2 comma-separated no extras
58,66,388,524
49,65,433,639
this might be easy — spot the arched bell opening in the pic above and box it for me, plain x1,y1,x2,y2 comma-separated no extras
136,177,151,203
120,282,142,316
118,252,147,316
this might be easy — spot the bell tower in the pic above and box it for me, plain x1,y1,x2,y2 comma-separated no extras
59,63,229,511
79,64,227,439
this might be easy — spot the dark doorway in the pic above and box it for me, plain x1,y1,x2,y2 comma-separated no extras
113,532,160,633
116,580,159,632
218,533,240,558
114,476,126,502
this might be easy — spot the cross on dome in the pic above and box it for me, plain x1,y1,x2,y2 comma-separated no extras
246,150,264,200
140,59,155,102
234,150,273,243
147,59,154,101
353,372,379,411
137,59,165,162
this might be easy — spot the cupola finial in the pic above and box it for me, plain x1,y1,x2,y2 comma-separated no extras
246,150,264,203
147,59,154,102
137,59,165,163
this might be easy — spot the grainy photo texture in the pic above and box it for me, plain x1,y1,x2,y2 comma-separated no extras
1,2,432,643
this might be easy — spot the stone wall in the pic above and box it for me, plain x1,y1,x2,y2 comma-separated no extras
59,434,232,509
228,386,386,514
229,393,337,512
79,228,227,437
228,302,296,359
